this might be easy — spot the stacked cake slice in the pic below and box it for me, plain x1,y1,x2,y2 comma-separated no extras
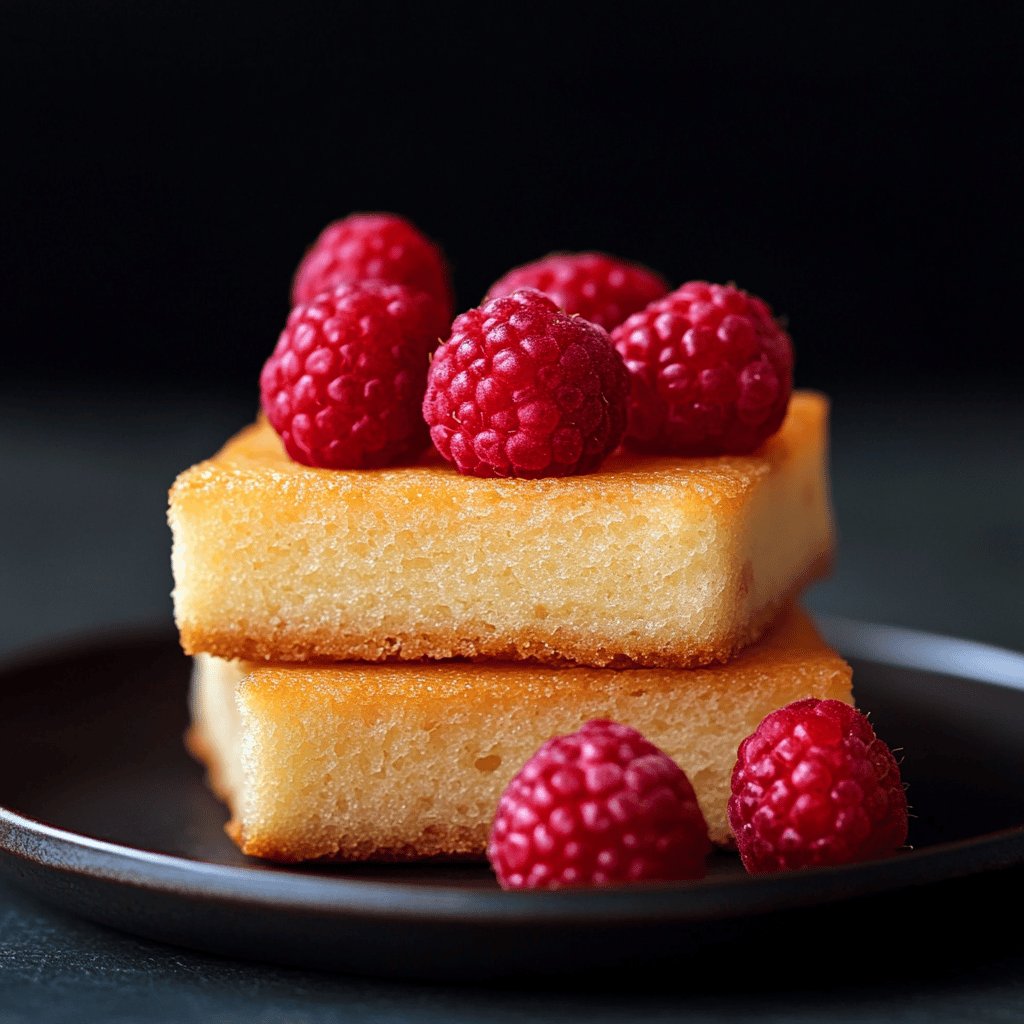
170,389,848,861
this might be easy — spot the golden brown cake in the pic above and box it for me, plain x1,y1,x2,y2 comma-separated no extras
170,390,835,669
187,605,853,861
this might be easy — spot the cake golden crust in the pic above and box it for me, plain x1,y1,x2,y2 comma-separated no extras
170,391,836,669
188,605,853,861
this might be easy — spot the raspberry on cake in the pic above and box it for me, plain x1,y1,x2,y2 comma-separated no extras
169,390,835,668
488,719,711,889
291,211,454,331
612,281,794,455
187,605,854,862
260,281,438,469
422,288,629,478
486,251,669,331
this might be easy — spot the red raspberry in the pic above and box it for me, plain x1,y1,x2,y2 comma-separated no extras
488,720,711,889
259,281,436,469
422,289,629,478
486,251,669,331
291,212,454,335
728,699,909,874
611,281,794,455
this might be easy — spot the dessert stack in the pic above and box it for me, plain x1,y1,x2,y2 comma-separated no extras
170,214,851,872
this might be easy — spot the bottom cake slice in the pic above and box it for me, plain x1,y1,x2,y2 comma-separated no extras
188,605,852,862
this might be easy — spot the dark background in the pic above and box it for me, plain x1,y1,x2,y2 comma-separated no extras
2,3,1023,400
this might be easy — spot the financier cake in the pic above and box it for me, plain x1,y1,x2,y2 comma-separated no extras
188,605,853,860
169,390,834,669
171,230,845,874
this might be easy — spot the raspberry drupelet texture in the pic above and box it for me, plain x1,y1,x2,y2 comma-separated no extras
488,719,711,889
291,212,454,336
422,288,629,478
260,280,437,469
728,698,909,874
611,281,794,455
486,251,669,332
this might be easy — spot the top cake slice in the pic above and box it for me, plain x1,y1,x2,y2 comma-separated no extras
169,389,834,668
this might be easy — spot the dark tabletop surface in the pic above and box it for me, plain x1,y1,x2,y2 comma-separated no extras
1,383,1022,1023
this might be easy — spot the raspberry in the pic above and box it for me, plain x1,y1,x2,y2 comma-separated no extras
422,289,629,478
611,281,794,455
259,280,436,469
488,720,711,889
291,212,454,336
728,699,909,874
486,251,669,332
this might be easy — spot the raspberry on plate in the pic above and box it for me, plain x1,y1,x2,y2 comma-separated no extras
488,719,711,890
611,280,794,455
728,698,909,874
291,211,454,335
422,288,629,478
260,280,437,469
486,251,668,332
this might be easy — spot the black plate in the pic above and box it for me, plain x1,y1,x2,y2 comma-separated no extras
1,618,1022,983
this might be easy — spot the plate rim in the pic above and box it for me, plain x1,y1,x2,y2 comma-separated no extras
3,804,1024,925
1,615,1023,925
815,613,1024,690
